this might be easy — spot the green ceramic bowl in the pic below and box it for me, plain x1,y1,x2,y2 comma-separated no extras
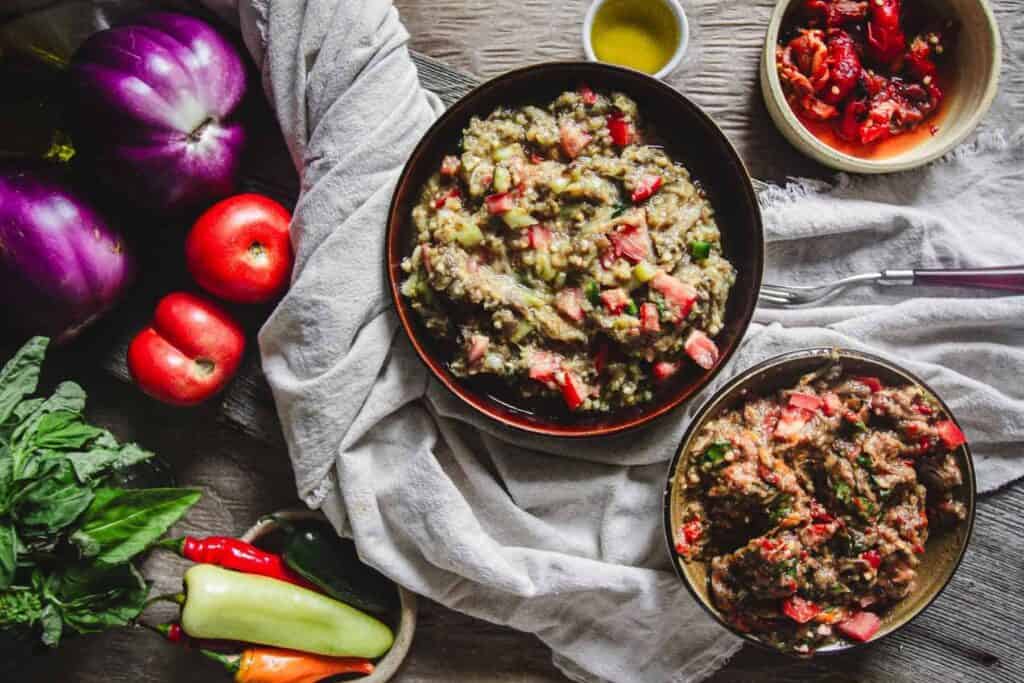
663,347,976,655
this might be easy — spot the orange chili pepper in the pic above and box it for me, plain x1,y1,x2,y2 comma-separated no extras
202,647,374,683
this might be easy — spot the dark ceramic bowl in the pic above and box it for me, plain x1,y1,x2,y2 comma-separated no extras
386,62,764,437
663,348,976,655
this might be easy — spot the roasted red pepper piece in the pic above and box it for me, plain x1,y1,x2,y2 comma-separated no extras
804,0,868,27
821,30,862,105
866,0,906,67
782,595,821,624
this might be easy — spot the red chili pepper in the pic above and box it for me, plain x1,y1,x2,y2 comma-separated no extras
866,0,905,66
158,536,317,591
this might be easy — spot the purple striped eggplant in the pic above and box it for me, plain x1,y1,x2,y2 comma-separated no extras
69,12,247,212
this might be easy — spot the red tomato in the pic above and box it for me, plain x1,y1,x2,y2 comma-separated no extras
185,194,293,304
788,392,823,411
128,292,245,406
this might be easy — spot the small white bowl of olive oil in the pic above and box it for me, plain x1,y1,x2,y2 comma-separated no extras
582,0,688,80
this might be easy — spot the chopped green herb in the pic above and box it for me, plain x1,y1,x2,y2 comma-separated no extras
853,420,868,432
857,455,872,469
829,582,850,595
610,203,627,219
690,240,711,260
834,482,852,503
625,300,638,316
700,441,730,469
769,494,793,524
584,280,601,306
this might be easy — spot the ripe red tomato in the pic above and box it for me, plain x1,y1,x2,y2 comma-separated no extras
185,194,293,304
128,292,245,406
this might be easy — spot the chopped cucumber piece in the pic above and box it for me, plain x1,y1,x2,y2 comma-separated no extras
493,166,511,193
535,252,556,281
511,321,533,343
502,208,537,229
454,221,484,247
493,144,518,161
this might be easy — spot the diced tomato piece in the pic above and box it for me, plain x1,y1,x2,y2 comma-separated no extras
837,611,881,642
530,152,545,164
684,330,719,370
936,420,966,449
561,371,588,411
559,121,593,159
650,272,697,318
782,595,821,624
631,175,663,203
527,224,552,250
467,334,489,363
855,376,883,393
861,549,882,569
599,288,630,314
681,517,702,543
485,192,516,214
774,406,810,440
822,392,842,416
913,401,934,415
434,187,461,208
528,351,560,384
788,392,823,411
579,84,597,106
594,343,609,374
554,288,585,322
608,223,650,263
809,500,833,522
607,113,634,146
639,302,660,333
653,361,681,381
440,155,460,176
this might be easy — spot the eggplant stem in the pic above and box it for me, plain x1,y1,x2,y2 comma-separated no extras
188,117,215,141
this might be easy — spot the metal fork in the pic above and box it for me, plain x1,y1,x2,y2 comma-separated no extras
759,266,1024,306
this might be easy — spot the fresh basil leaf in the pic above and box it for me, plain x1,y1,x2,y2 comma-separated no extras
0,447,12,508
0,587,42,629
38,603,62,647
0,337,47,429
10,382,86,448
71,488,201,565
70,442,153,484
13,460,94,536
30,412,104,452
0,523,15,590
50,563,147,635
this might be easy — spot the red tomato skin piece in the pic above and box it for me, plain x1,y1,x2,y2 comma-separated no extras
936,420,966,448
838,611,881,642
781,595,821,624
788,392,823,411
128,292,245,406
186,194,293,304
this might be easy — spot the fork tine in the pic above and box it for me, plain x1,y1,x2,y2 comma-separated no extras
758,285,796,300
758,292,792,306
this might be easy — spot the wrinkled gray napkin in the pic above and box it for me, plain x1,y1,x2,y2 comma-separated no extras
239,2,1023,682
20,0,1019,680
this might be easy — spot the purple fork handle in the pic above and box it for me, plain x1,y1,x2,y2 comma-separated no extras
912,266,1024,293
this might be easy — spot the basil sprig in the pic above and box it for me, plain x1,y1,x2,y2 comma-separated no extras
0,338,199,651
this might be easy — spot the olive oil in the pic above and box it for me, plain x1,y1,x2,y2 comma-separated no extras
591,0,680,75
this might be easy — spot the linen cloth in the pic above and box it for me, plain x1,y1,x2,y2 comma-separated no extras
237,2,1023,682
15,0,1020,680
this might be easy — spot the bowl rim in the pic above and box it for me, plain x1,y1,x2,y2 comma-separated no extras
760,0,1003,174
385,60,765,438
581,0,691,80
242,510,418,682
661,346,978,656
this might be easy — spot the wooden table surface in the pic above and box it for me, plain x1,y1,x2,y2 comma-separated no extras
20,0,1024,681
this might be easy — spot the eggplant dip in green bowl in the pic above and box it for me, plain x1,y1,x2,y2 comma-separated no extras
399,87,736,413
665,350,975,655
